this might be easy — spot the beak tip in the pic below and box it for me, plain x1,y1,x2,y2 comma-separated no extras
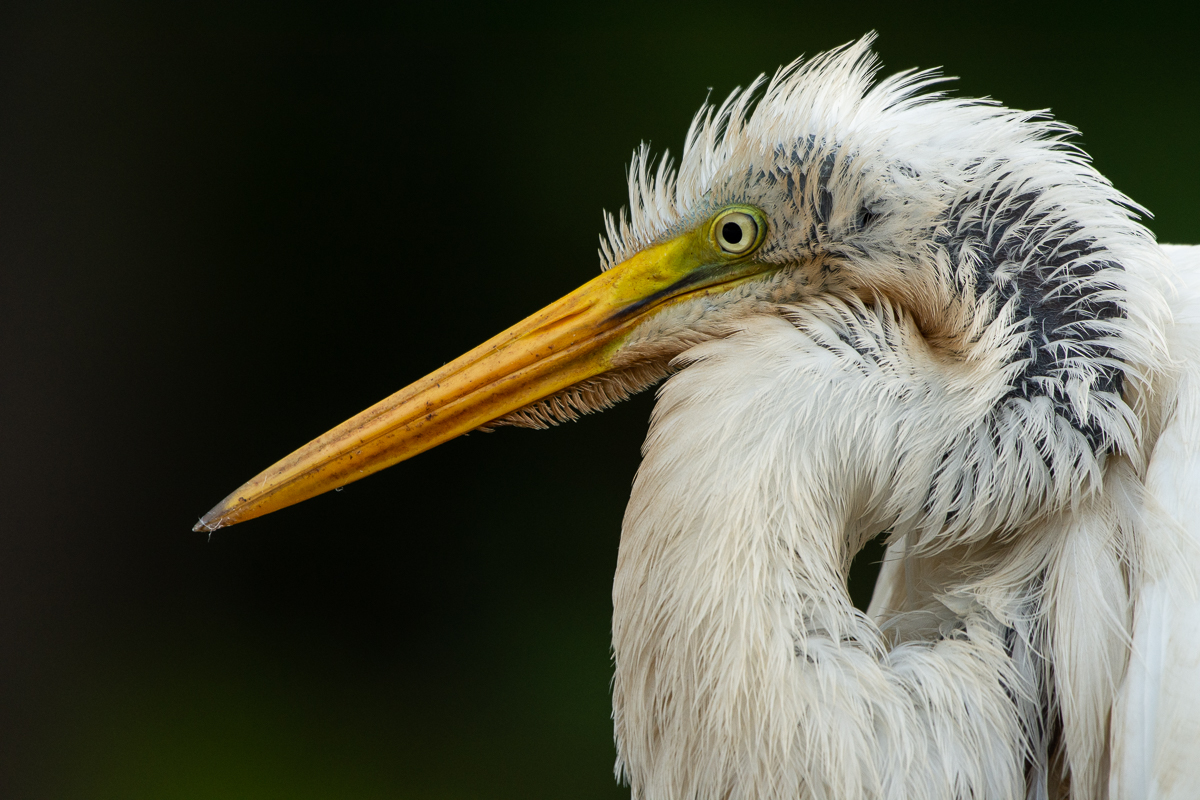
193,511,223,533
194,496,237,533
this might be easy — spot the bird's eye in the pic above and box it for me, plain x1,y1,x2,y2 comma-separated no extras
713,210,760,255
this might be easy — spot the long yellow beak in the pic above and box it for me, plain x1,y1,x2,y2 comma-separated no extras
195,210,771,531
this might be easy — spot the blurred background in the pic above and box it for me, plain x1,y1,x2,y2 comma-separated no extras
1,1,1196,797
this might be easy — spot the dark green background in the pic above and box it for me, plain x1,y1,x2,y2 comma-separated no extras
1,2,1196,798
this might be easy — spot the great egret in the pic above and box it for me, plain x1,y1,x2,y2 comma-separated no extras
196,37,1199,799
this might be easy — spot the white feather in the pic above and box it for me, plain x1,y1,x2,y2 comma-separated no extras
1110,244,1200,799
595,35,1194,800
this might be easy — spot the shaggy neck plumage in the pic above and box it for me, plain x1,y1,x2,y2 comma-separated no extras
611,308,1048,800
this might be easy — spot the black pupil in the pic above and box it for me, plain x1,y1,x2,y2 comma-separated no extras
722,221,744,245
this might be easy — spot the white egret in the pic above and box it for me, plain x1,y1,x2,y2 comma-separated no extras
196,37,1200,799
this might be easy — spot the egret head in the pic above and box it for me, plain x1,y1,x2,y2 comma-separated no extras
196,35,1164,548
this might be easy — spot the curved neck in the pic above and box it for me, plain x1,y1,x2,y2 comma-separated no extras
610,312,1036,800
